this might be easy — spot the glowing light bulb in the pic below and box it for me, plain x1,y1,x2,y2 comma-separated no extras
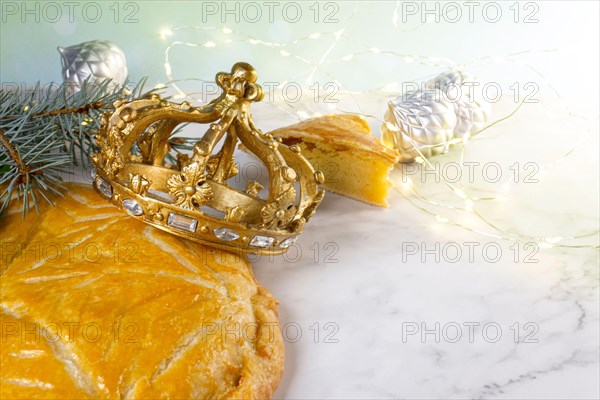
454,188,467,199
465,199,474,212
402,177,414,188
160,28,173,40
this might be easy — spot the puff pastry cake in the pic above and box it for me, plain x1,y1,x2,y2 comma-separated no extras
0,183,284,399
269,114,400,207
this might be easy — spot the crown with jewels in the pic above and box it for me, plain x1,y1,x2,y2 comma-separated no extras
91,62,325,254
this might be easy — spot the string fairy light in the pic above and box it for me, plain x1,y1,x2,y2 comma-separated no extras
393,181,598,249
155,20,599,250
158,22,459,120
386,97,598,249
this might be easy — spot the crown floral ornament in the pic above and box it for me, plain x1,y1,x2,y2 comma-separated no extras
91,62,325,254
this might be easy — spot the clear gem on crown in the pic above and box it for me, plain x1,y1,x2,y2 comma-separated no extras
250,235,275,248
95,176,112,198
167,212,198,232
122,198,143,216
279,237,296,249
214,227,240,241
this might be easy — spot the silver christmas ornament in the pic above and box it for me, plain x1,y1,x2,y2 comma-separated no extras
426,70,491,138
382,89,457,161
59,40,128,92
425,70,470,90
382,70,492,162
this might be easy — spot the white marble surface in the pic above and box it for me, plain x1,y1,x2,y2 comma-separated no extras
245,96,600,399
255,193,599,399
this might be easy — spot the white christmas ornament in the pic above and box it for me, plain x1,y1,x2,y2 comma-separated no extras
383,89,457,160
426,70,492,138
382,70,492,162
59,40,128,92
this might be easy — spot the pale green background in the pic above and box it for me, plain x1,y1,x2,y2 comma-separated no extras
1,0,598,111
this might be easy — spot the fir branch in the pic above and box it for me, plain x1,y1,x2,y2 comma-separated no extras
32,100,105,118
0,129,24,174
0,78,152,218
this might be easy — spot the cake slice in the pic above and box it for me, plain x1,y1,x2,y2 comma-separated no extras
269,114,400,207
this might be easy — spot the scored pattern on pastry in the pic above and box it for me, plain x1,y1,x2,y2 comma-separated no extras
0,183,284,399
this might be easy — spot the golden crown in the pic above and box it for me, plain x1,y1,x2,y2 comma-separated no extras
91,62,324,255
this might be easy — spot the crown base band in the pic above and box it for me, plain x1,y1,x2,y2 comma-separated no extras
94,173,298,256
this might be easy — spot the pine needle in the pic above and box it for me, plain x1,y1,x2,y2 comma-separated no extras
0,78,151,219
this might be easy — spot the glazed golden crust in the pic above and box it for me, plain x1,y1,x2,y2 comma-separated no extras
271,114,399,164
269,114,400,207
0,183,284,399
